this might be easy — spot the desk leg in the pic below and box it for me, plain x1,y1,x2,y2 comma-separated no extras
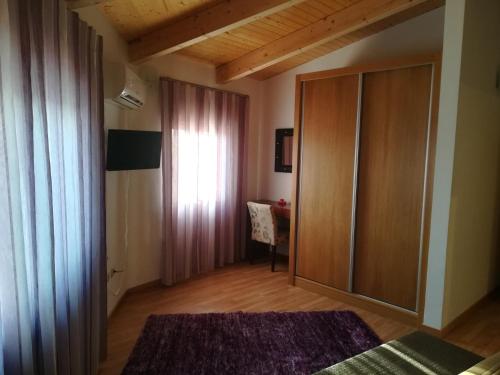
249,242,254,264
271,245,277,272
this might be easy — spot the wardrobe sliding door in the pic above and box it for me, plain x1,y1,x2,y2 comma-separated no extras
353,65,433,310
296,74,359,291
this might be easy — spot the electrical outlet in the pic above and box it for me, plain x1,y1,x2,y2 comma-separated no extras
107,268,124,283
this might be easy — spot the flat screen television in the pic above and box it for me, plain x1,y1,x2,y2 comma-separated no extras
106,129,162,171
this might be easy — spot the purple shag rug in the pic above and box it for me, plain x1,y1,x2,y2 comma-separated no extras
122,310,381,375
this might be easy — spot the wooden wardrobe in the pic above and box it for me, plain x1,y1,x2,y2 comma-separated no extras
289,55,440,324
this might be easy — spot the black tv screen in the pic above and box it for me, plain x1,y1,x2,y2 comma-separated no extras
106,129,162,171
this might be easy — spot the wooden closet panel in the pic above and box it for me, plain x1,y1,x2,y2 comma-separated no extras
353,65,432,310
296,74,359,291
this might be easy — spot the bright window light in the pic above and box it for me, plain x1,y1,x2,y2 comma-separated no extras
175,129,226,206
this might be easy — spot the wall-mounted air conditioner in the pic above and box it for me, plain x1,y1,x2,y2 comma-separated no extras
104,62,146,110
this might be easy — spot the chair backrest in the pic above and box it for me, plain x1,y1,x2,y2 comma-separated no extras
247,202,277,246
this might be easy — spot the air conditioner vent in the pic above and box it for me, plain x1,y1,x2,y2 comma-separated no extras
104,63,146,110
120,92,143,107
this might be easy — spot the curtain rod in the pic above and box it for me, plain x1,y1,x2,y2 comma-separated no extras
160,77,250,99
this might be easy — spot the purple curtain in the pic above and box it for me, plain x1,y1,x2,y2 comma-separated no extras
0,1,106,374
160,78,249,285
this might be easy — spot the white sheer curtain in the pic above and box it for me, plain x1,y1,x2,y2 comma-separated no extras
0,1,106,374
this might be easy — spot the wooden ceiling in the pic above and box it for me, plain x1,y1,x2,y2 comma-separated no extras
76,0,444,82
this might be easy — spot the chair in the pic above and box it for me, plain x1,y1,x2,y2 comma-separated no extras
247,202,289,272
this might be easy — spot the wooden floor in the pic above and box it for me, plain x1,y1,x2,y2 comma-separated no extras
100,261,500,374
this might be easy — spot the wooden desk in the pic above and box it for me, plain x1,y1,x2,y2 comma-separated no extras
246,200,291,262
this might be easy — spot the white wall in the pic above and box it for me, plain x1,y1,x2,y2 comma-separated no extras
423,0,467,329
442,0,500,326
258,7,445,201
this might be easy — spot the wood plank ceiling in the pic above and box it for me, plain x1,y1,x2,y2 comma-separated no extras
95,0,444,82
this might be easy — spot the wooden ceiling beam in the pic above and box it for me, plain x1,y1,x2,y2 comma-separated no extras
250,0,444,80
66,0,111,9
129,0,306,64
216,0,434,83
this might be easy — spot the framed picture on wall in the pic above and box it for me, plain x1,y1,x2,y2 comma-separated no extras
275,128,293,173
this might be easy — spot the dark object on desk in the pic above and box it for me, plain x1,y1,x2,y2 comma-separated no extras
252,199,290,221
275,128,293,173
